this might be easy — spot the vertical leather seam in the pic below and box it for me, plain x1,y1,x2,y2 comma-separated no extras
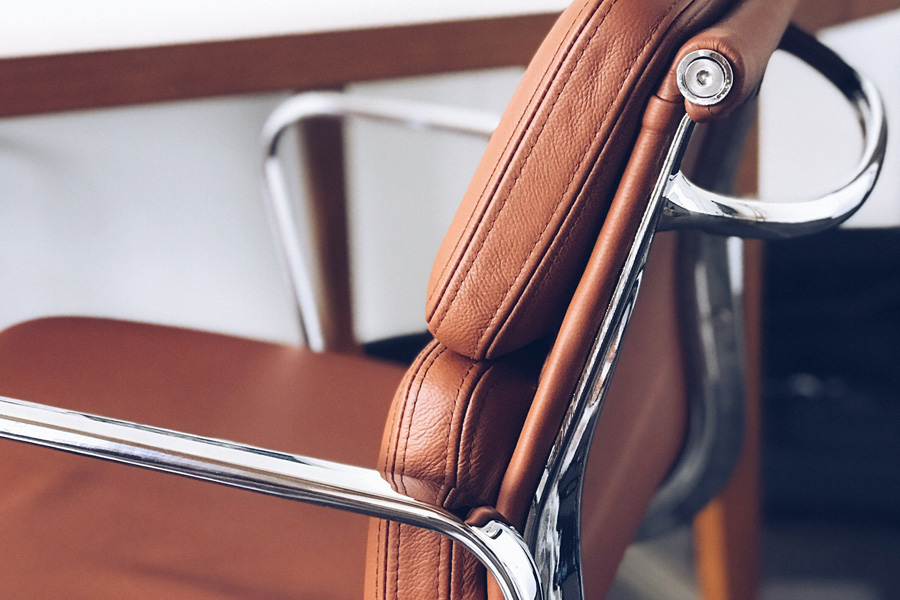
436,526,444,600
382,342,447,600
476,0,685,357
429,0,619,337
399,345,449,496
434,359,479,600
446,366,506,509
383,342,432,477
447,537,454,600
386,341,442,487
375,519,385,600
394,522,401,600
442,361,480,500
428,0,606,307
484,178,596,357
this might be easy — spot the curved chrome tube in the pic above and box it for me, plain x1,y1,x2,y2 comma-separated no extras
261,92,500,351
525,114,697,600
660,35,887,238
0,395,540,600
637,233,746,538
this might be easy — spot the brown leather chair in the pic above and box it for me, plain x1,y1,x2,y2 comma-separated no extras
0,0,884,599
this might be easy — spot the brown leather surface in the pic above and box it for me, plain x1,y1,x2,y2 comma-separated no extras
488,94,691,600
426,0,730,361
386,1,750,598
0,317,405,599
367,340,545,600
661,0,802,122
494,91,702,530
579,233,690,598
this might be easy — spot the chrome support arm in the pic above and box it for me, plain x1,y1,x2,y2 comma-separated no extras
0,395,541,600
261,92,500,351
525,29,886,600
659,28,887,238
526,114,698,600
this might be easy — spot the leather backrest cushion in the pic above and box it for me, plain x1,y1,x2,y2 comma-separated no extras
427,0,726,360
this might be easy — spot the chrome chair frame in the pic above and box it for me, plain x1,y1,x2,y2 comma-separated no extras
0,33,885,600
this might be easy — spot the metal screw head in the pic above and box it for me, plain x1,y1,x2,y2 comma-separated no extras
676,50,734,106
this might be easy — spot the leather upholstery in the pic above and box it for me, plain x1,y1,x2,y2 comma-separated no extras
382,1,731,598
366,340,546,600
663,0,802,121
427,0,731,361
0,317,405,599
382,0,801,598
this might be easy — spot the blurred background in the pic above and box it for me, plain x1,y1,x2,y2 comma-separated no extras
1,1,899,598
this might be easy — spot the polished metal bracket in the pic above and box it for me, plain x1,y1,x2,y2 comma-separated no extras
662,30,887,238
525,30,886,600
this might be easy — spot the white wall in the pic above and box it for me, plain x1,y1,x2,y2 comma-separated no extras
0,68,523,345
6,8,898,348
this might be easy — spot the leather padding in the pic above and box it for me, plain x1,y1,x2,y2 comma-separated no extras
367,340,544,600
426,0,727,360
0,317,406,599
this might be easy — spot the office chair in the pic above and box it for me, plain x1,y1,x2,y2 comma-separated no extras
0,0,885,598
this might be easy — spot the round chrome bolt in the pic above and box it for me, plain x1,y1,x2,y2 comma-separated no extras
677,50,734,106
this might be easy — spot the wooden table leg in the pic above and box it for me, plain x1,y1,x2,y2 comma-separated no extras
693,239,764,600
297,115,359,353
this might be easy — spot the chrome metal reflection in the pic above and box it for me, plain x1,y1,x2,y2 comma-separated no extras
0,395,540,600
525,114,697,600
638,95,757,538
661,42,887,238
261,92,499,351
677,50,734,106
637,233,746,538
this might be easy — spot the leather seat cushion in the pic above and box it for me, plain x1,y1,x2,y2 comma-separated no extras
0,317,406,600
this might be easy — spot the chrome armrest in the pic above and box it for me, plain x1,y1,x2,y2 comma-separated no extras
0,395,540,600
261,92,500,351
660,25,887,238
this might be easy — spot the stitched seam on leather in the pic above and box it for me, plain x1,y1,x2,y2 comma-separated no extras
384,340,440,479
493,0,709,355
436,526,443,600
394,522,401,600
442,363,480,600
429,0,617,335
447,539,454,600
382,342,443,600
434,362,478,598
442,361,480,501
485,183,596,357
429,0,603,306
382,344,427,477
469,0,633,352
446,365,507,509
375,519,385,600
477,0,684,355
399,345,448,496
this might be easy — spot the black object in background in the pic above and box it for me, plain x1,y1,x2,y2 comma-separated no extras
764,229,900,522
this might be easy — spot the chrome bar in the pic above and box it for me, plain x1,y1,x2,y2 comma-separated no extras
525,114,697,600
637,232,746,538
261,92,500,351
659,35,887,238
0,395,540,600
638,95,757,538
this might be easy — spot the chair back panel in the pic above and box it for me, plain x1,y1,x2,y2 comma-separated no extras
371,0,734,598
425,0,729,361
